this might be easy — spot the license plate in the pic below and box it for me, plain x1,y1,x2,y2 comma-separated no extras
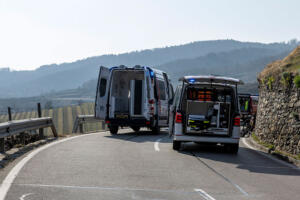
116,114,128,119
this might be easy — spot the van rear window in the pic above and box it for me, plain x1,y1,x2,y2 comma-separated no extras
187,87,233,103
157,80,166,100
100,78,107,97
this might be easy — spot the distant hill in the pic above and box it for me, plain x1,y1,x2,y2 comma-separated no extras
159,47,291,84
0,39,297,98
50,47,288,97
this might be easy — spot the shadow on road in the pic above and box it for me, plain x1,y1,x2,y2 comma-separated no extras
105,129,300,176
104,128,171,144
178,142,300,176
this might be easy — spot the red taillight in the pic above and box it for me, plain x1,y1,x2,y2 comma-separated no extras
150,106,154,115
175,112,182,123
105,120,110,124
149,99,154,104
234,117,240,126
146,121,150,125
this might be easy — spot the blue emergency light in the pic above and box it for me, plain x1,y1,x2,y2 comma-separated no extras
150,70,154,78
188,78,195,83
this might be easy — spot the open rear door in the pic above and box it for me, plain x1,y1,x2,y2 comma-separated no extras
95,66,110,120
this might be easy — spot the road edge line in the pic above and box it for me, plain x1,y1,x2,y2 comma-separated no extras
241,138,300,170
0,132,101,200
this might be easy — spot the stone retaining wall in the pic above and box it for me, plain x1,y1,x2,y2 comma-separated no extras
255,77,300,155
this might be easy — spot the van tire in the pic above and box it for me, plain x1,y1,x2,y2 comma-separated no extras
151,126,160,134
173,141,181,150
109,126,119,135
131,126,140,132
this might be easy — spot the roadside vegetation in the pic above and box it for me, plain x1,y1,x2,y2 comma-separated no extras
294,75,300,88
258,46,300,91
251,133,275,150
251,133,300,160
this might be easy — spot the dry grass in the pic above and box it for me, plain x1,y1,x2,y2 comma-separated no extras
259,46,300,79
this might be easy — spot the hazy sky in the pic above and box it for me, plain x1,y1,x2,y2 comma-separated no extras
0,0,299,70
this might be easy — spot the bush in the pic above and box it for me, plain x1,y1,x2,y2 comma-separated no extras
294,75,300,88
267,76,274,90
281,72,291,87
261,78,265,86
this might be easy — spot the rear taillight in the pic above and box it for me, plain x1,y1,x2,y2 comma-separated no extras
150,106,154,115
149,99,154,104
146,121,150,125
175,112,182,123
234,117,240,126
105,120,110,124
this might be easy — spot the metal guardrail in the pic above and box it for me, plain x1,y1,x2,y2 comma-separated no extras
72,115,104,133
0,117,57,152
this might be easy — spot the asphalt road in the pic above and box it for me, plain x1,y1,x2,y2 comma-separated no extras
3,129,300,200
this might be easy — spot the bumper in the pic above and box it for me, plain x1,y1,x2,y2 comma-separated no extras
107,118,151,127
174,135,239,144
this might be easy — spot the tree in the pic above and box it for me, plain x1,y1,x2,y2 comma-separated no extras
288,38,299,46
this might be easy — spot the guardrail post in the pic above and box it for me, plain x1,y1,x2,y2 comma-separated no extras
8,107,12,121
51,124,58,137
20,132,25,145
7,107,14,146
37,103,44,139
101,121,106,130
79,123,84,133
0,138,4,153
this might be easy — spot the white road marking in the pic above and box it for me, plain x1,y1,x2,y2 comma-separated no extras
233,184,248,196
16,183,194,194
19,193,33,200
242,138,300,170
192,152,249,196
154,138,162,152
194,189,216,200
0,132,102,200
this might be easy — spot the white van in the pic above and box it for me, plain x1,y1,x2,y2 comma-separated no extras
169,75,243,153
95,65,173,134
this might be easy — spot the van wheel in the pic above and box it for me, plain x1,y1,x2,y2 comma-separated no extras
173,141,181,150
131,126,140,132
151,126,160,134
109,126,119,135
226,144,239,154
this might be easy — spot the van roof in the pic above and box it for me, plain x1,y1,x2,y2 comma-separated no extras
179,75,244,85
109,65,166,74
238,93,251,97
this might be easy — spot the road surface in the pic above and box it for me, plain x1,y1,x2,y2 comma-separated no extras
2,129,300,200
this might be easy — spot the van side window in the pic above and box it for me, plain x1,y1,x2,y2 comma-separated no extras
169,83,174,100
146,76,151,98
157,80,166,100
100,78,107,97
173,85,182,106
